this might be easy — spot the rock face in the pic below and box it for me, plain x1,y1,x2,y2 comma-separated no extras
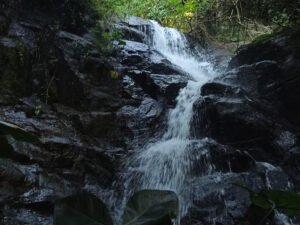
1,1,300,225
0,5,126,225
0,2,191,224
189,29,300,225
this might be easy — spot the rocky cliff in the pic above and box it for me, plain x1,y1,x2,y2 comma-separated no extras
0,1,300,225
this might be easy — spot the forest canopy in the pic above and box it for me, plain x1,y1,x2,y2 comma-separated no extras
102,0,300,45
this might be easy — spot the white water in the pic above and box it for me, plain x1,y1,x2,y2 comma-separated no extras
126,21,217,217
106,19,295,225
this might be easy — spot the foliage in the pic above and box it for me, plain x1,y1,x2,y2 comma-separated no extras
92,24,126,50
115,0,199,31
54,193,113,225
235,183,300,224
112,0,300,46
123,190,178,225
54,190,179,225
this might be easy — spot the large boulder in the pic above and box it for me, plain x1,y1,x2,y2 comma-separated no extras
192,29,300,164
228,30,300,125
189,29,300,225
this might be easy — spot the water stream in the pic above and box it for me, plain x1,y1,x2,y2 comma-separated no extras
125,20,217,218
105,19,295,225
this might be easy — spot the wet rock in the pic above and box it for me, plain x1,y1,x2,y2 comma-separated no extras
228,29,300,125
121,74,148,101
2,1,299,224
146,61,185,75
282,147,300,187
124,16,152,34
222,61,282,100
201,82,243,97
150,74,187,104
192,95,273,148
56,31,91,45
116,22,146,43
120,40,187,76
118,97,165,145
182,163,291,225
80,111,129,145
182,173,263,225
209,144,256,173
127,70,187,104
122,53,144,65
255,162,289,189
0,37,17,48
187,29,300,225
0,1,132,224
8,21,37,48
122,40,149,54
84,88,122,111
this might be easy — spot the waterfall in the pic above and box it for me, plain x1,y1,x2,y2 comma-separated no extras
125,21,218,218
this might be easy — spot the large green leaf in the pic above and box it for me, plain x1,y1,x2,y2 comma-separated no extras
123,190,179,225
0,121,40,144
54,193,114,225
234,183,300,216
258,189,300,216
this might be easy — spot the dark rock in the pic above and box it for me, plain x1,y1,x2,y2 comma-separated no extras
0,37,17,48
282,147,300,187
116,22,146,43
125,16,152,26
201,82,242,97
80,111,129,145
146,61,184,75
56,31,91,45
209,144,256,173
192,95,273,148
127,70,187,104
122,54,144,65
124,16,152,35
120,40,187,76
222,61,282,100
122,40,149,54
182,162,290,225
228,29,300,125
150,74,187,104
186,29,300,225
118,97,165,145
2,1,300,224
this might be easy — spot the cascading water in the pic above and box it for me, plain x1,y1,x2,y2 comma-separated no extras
125,20,217,219
105,19,295,225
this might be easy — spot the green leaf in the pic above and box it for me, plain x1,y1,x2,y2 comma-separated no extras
232,183,273,209
250,192,275,210
102,32,112,40
234,183,300,216
54,193,113,225
123,190,179,225
259,189,300,216
0,121,40,144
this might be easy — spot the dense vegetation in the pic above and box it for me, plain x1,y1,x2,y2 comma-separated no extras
29,0,298,48
96,0,300,46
